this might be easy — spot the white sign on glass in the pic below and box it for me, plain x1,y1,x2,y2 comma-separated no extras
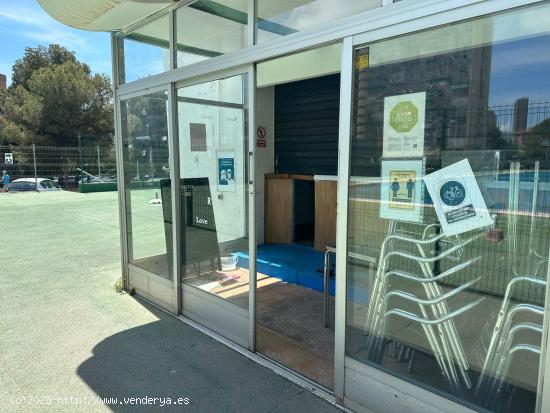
423,159,493,236
4,153,13,164
383,92,426,158
380,159,424,223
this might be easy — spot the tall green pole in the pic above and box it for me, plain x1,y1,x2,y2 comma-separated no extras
78,134,83,177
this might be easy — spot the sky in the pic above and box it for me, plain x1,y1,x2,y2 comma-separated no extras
0,0,111,86
489,35,550,107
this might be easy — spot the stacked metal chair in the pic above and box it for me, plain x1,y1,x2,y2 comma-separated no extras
508,161,548,278
364,220,485,395
475,276,545,410
471,162,548,410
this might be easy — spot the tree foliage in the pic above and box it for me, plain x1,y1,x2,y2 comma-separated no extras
11,44,77,90
0,44,113,146
524,118,550,159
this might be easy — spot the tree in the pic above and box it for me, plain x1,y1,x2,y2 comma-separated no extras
1,85,43,145
11,44,78,90
122,92,169,179
524,118,550,159
0,44,113,147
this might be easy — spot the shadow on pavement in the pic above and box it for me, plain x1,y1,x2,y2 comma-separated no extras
77,298,339,413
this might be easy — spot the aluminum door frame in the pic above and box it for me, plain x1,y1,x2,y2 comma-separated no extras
115,82,177,312
174,64,257,350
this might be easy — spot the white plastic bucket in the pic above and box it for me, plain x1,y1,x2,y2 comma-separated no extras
220,253,238,271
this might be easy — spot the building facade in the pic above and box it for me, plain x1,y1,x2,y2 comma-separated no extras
40,1,550,412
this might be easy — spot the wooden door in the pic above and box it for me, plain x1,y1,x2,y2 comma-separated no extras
314,180,337,250
265,176,293,244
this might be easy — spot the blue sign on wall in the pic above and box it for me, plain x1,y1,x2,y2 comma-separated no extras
218,157,235,186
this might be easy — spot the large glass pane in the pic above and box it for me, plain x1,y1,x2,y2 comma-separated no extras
121,14,170,84
176,1,248,69
346,4,550,412
121,91,172,279
177,74,249,308
256,0,381,44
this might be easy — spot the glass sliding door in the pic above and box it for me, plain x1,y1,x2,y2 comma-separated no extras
345,3,550,412
177,72,251,347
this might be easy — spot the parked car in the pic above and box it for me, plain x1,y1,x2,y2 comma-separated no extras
8,178,62,192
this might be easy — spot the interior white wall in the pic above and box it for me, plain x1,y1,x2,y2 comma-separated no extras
177,79,274,247
178,76,247,243
255,86,275,245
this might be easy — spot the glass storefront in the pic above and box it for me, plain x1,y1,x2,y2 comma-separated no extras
121,91,172,279
177,74,250,308
91,0,550,411
38,0,550,406
346,4,550,412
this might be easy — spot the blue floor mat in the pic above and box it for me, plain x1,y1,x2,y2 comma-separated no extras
236,243,336,296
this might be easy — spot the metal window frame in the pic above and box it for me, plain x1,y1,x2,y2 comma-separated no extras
111,0,550,411
247,63,257,351
116,83,174,307
119,0,253,83
117,8,173,85
112,34,129,290
248,0,256,47
115,0,543,99
334,35,353,404
168,81,182,314
173,63,252,90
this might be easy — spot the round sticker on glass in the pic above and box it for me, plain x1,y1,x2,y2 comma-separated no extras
440,181,466,207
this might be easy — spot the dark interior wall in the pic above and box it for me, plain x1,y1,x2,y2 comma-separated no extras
294,180,315,225
274,74,340,175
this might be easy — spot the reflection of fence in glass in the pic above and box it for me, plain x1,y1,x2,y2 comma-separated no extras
490,100,550,154
430,100,550,153
0,143,116,189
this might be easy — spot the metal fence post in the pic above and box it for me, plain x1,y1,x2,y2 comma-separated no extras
78,134,83,178
32,144,38,188
97,145,102,176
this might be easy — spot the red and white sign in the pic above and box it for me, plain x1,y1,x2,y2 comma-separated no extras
256,126,266,148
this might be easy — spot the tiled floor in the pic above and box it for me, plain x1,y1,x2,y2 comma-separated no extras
190,267,337,390
256,280,335,390
182,265,337,390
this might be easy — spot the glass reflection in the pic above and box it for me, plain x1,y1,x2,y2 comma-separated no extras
176,1,248,69
346,4,550,412
121,91,172,279
257,0,381,43
121,14,170,84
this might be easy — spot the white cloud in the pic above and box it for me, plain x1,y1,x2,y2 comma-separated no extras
24,30,92,53
0,2,112,81
0,8,48,27
0,4,94,53
491,42,550,74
